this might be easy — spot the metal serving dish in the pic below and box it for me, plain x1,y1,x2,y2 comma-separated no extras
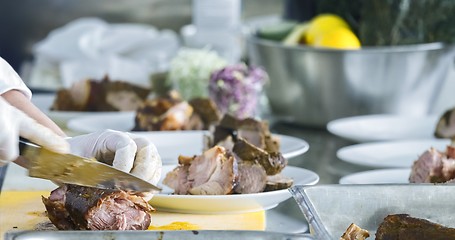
290,184,455,239
247,36,455,127
5,230,314,240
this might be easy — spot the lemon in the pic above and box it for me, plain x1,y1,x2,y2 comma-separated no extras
282,23,310,46
313,28,361,49
306,14,350,45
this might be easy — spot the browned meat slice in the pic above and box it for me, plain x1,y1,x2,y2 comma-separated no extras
206,114,281,157
52,76,150,112
264,134,281,153
409,148,445,183
159,102,194,130
162,165,192,195
234,161,267,194
237,118,268,149
233,138,287,175
42,184,153,230
178,155,196,165
133,97,193,131
435,107,455,139
187,146,235,195
41,186,76,230
264,174,293,192
376,214,455,240
442,157,455,181
163,146,236,195
104,81,150,111
189,98,221,129
447,145,455,159
340,223,370,240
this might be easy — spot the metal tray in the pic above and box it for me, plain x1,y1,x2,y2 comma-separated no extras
290,184,455,240
5,230,314,240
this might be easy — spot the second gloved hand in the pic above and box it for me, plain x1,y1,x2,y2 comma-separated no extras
67,130,162,200
0,97,69,166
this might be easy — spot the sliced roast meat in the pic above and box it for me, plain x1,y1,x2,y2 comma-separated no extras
42,184,153,230
51,76,150,112
178,155,196,165
208,114,280,153
233,161,267,194
340,223,370,240
409,148,445,183
41,186,76,230
264,174,294,192
376,214,455,240
442,157,455,181
264,134,281,153
447,145,455,159
187,146,235,195
189,98,221,129
132,96,193,131
237,119,267,149
162,165,192,195
233,138,287,175
163,146,235,195
212,135,235,152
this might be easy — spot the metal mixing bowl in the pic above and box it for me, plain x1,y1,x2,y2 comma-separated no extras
247,35,455,127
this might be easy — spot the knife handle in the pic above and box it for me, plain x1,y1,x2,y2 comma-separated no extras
18,137,28,155
15,138,34,169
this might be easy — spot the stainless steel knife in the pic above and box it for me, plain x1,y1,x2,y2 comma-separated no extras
18,139,161,192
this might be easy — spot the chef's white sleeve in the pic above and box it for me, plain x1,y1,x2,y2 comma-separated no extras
0,57,32,99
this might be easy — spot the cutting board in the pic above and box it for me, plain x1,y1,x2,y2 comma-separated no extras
0,191,266,240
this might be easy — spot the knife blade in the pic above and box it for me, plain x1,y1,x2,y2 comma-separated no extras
19,139,161,193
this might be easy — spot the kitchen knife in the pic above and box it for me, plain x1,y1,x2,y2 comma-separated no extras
18,139,161,192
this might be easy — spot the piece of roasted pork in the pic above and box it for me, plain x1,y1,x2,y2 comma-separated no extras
163,144,291,195
133,93,220,131
163,146,235,195
376,214,455,240
51,76,150,112
409,146,455,183
340,223,370,240
42,184,153,230
205,114,281,154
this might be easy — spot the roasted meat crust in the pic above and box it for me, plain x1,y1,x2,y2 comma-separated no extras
233,137,287,175
376,214,455,240
51,76,150,112
340,223,370,240
42,185,153,230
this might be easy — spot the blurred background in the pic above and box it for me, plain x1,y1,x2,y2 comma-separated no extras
1,0,454,127
0,0,281,71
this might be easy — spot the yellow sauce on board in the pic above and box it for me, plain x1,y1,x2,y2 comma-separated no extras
148,221,200,230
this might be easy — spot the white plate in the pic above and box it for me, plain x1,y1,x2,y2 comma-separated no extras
31,93,133,126
339,168,411,184
337,139,451,168
67,113,310,163
150,165,319,214
134,131,309,164
327,114,439,143
67,111,136,132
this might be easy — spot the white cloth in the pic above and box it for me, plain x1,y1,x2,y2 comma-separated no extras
29,17,180,89
67,130,162,200
0,57,32,99
0,97,69,165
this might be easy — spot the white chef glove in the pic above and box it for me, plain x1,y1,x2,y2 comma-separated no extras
0,97,70,166
67,129,162,200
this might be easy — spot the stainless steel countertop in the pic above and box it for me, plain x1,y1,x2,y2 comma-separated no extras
259,121,377,233
271,121,376,185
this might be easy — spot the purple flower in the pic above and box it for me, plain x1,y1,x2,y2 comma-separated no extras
209,63,268,118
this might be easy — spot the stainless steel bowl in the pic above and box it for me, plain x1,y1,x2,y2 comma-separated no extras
247,36,455,127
